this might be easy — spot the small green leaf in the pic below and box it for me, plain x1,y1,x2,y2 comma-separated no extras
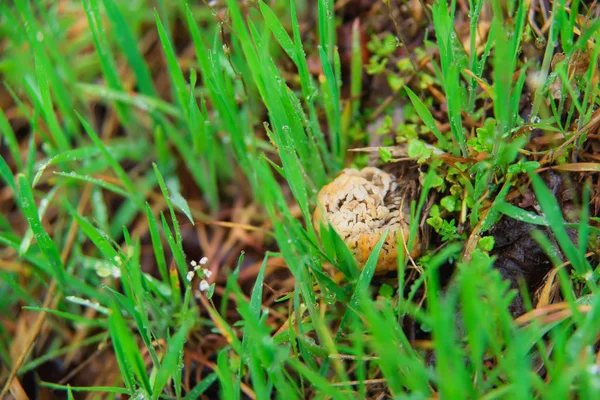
478,236,495,251
379,147,393,162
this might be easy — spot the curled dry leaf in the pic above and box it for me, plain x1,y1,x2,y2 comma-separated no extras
313,167,420,273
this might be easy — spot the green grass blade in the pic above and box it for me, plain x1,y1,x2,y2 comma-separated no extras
529,172,592,277
109,301,152,394
82,0,130,125
102,0,157,97
76,112,144,209
152,320,192,398
16,174,65,284
154,11,188,117
405,86,450,151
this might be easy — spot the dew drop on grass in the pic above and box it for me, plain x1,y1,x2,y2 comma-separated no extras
262,336,274,346
137,101,149,112
324,291,336,305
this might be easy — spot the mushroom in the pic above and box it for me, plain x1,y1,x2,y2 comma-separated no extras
313,167,420,274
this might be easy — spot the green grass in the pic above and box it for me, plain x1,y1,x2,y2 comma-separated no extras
1,0,600,399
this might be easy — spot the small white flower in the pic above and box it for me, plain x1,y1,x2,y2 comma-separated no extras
112,267,121,279
190,260,197,267
113,255,121,265
199,280,210,292
199,256,209,265
193,264,201,271
203,268,212,278
186,271,195,282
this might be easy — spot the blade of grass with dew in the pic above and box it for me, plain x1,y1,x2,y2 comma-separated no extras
30,53,70,153
219,252,243,317
257,1,331,179
90,186,109,232
496,200,549,226
467,0,485,110
40,382,129,395
16,174,66,284
154,14,220,210
160,212,188,282
118,231,161,367
53,172,131,199
145,203,169,284
290,0,335,173
185,5,253,175
529,172,592,277
83,0,131,126
101,0,157,97
317,0,335,62
153,163,184,248
323,223,360,281
431,0,468,156
76,113,144,209
22,307,107,328
152,319,192,398
227,2,315,224
76,83,182,119
187,69,219,210
315,233,388,379
427,244,473,398
66,205,119,262
154,11,188,118
13,0,77,133
33,145,105,187
350,18,363,119
530,0,561,120
492,0,527,140
319,45,343,163
19,186,57,256
287,357,345,400
215,349,237,400
456,252,500,395
183,373,218,400
357,291,431,394
579,30,600,131
235,290,272,398
405,86,450,151
108,301,152,395
237,258,299,394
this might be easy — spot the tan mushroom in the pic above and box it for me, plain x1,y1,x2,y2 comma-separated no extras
313,167,420,274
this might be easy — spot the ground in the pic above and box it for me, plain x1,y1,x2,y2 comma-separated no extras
1,1,600,399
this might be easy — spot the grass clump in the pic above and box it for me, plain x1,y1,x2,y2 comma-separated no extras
1,0,599,399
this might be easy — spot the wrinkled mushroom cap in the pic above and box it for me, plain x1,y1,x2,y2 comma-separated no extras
313,167,419,273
